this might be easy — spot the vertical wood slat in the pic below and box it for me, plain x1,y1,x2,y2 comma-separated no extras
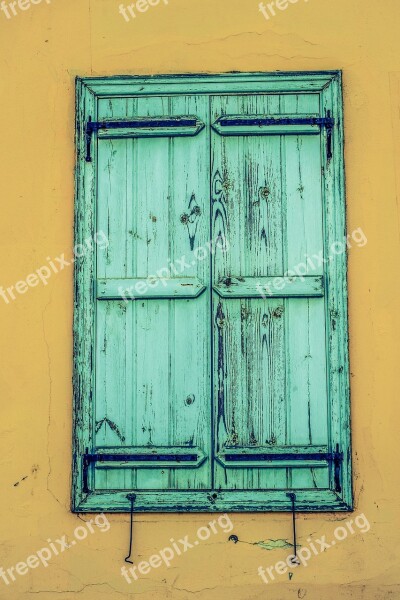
96,98,130,492
212,93,329,491
282,94,328,490
134,95,172,491
212,93,287,491
94,94,211,492
73,81,97,508
321,75,351,502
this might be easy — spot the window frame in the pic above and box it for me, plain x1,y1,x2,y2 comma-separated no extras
73,71,352,513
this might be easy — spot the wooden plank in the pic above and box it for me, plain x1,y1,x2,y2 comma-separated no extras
124,100,136,492
214,275,324,298
211,92,332,494
96,100,128,280
96,277,206,299
95,98,130,492
217,444,329,468
96,116,204,139
165,94,212,492
282,93,329,491
321,74,352,503
92,94,212,492
211,93,288,492
212,114,323,137
134,96,174,492
77,488,350,513
73,80,97,509
94,446,207,469
95,301,128,491
87,72,336,98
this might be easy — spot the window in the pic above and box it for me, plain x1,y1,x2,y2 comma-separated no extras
73,72,351,512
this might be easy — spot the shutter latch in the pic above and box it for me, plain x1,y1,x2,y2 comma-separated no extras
85,117,94,163
333,444,344,493
82,449,92,494
124,493,136,564
286,492,300,565
325,110,334,162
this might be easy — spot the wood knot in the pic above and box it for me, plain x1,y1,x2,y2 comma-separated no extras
185,394,195,406
272,306,284,318
192,205,201,216
259,186,271,200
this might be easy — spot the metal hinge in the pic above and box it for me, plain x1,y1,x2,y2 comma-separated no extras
325,110,334,161
82,449,200,494
84,115,204,162
212,112,334,161
222,444,343,493
332,444,344,493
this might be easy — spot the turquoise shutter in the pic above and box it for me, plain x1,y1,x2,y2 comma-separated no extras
93,95,212,492
74,74,351,512
211,94,330,491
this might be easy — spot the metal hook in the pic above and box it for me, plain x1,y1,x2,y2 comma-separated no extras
124,493,136,564
286,492,300,565
228,534,239,544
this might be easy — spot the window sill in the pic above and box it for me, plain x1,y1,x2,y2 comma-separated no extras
73,489,353,513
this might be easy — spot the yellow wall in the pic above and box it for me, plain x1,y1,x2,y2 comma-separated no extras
1,0,399,597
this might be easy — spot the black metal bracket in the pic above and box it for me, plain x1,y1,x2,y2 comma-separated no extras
85,116,94,163
286,492,300,565
125,493,136,564
82,450,199,494
223,447,343,492
217,116,335,128
82,450,92,494
82,447,343,494
214,112,334,162
224,452,332,462
325,110,333,161
84,116,201,162
333,444,344,493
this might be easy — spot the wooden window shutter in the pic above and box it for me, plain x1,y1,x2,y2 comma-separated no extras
73,73,351,512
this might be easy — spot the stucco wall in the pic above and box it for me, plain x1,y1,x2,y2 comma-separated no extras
1,0,399,598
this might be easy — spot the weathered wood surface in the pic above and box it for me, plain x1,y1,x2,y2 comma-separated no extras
214,276,324,298
211,92,328,492
73,73,351,512
95,94,211,492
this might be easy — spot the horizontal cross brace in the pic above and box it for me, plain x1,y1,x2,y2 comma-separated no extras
212,114,334,136
96,278,206,300
85,116,204,160
86,453,199,463
214,276,324,298
223,452,340,462
87,116,199,132
218,116,334,127
82,447,206,493
217,446,343,491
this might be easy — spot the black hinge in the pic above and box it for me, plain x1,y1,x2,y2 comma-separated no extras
84,116,200,162
333,444,344,493
224,452,332,462
325,110,334,161
217,116,334,128
223,446,343,493
82,450,199,494
214,112,334,161
85,117,94,163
